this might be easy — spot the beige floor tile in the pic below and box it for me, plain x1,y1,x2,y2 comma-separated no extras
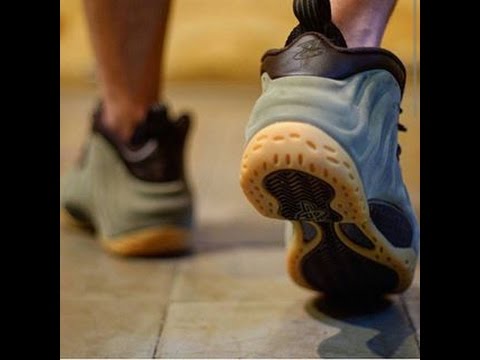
172,227,313,301
156,298,418,358
156,300,334,358
61,297,164,358
60,226,178,300
192,219,283,252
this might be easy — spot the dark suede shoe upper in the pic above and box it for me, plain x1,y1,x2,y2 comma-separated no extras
91,104,191,183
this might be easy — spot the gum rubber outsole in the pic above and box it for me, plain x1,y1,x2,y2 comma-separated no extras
100,227,191,257
240,121,416,295
61,209,191,257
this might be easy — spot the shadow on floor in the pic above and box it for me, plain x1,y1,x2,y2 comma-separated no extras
191,220,284,254
61,217,284,258
305,295,419,358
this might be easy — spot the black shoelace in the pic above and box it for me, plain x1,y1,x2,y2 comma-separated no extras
397,108,407,159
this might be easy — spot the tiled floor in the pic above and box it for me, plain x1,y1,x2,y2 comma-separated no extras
60,81,420,359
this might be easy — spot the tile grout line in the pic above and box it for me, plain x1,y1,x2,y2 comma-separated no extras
399,294,420,350
151,262,182,359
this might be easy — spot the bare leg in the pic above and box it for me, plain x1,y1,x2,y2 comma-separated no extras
331,0,397,47
83,0,171,140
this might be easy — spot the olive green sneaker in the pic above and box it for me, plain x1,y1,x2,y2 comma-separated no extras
240,0,418,295
60,103,194,256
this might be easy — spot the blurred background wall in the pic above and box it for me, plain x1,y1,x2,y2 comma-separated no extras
60,0,419,86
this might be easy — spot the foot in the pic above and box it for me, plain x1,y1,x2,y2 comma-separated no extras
240,0,418,296
61,103,194,256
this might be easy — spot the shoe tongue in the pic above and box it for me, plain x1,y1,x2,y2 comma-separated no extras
130,104,169,146
286,0,347,47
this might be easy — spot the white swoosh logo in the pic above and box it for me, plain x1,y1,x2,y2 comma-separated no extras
120,139,159,163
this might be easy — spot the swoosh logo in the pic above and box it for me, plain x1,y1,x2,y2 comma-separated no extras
120,139,159,163
294,201,328,221
293,39,324,60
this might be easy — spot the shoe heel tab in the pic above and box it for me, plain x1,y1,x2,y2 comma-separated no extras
262,32,406,95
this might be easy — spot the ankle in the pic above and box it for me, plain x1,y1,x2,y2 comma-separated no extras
334,20,383,47
102,101,150,141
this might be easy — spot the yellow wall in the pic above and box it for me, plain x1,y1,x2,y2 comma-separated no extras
60,0,419,85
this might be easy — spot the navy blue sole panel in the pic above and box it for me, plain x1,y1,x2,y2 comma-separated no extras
263,169,399,296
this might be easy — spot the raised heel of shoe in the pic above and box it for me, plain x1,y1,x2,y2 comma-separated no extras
240,121,416,294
